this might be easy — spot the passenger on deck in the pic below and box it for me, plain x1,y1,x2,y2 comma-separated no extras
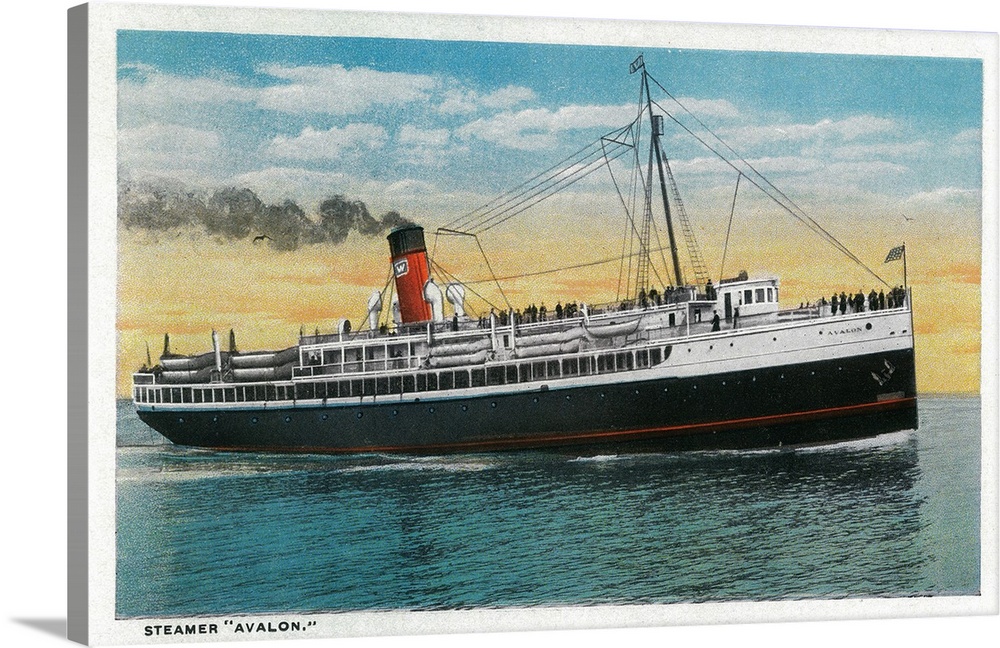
711,310,721,332
733,305,740,329
831,293,838,315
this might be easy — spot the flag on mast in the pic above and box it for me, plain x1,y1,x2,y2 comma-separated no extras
884,244,905,263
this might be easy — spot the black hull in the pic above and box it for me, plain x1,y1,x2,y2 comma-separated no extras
137,347,918,455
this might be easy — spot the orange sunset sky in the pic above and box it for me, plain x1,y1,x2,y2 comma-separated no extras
114,32,985,397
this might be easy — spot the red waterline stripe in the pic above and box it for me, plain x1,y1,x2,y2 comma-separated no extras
205,397,916,455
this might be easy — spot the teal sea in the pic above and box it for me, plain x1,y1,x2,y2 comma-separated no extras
115,396,980,618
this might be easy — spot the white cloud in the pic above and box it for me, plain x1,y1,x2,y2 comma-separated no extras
723,115,898,148
118,122,224,178
669,97,741,119
399,125,450,147
903,187,981,210
118,69,255,122
481,85,537,109
257,64,438,115
266,124,387,161
457,104,634,150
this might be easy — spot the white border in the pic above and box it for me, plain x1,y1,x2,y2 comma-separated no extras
50,1,1000,647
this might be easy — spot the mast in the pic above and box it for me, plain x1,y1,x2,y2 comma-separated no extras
635,56,684,290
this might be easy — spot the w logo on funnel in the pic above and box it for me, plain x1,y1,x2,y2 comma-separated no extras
393,259,409,277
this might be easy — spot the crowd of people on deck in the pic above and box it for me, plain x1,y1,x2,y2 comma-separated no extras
476,300,589,328
827,286,907,315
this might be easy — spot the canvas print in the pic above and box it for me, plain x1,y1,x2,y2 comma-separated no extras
73,2,994,644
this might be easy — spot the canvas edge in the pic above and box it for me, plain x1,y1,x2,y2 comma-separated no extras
77,2,1000,645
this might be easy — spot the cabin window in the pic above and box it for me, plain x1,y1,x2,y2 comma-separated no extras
154,389,161,403
519,363,531,383
305,350,322,366
426,373,438,391
181,387,192,403
506,365,519,383
533,362,546,379
363,378,376,396
439,372,454,390
767,287,774,302
416,373,427,391
562,358,579,376
170,388,181,403
581,356,593,375
376,377,389,396
756,288,765,303
225,388,236,402
389,376,402,394
650,348,662,365
487,366,505,386
547,360,560,378
669,313,676,327
298,383,315,400
637,350,649,368
213,388,223,403
402,375,415,393
744,289,753,304
469,370,484,388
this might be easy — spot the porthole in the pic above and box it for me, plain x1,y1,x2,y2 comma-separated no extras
356,412,363,419
429,407,435,413
212,416,218,423
492,402,498,408
866,323,873,330
773,337,777,342
532,397,539,403
177,417,185,424
461,405,468,411
284,416,292,423
251,417,259,424
391,410,398,416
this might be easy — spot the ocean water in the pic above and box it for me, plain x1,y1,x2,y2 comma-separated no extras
115,396,980,618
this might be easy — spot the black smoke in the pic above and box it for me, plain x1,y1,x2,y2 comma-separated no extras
118,182,412,251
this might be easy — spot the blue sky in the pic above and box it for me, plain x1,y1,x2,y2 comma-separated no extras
117,29,983,248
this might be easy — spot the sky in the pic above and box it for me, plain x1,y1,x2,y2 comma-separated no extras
115,27,985,395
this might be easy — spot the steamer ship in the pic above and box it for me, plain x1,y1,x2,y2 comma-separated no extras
130,57,918,454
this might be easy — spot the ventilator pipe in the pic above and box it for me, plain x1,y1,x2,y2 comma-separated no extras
367,289,383,331
445,283,467,318
423,278,445,322
391,296,402,326
212,329,222,373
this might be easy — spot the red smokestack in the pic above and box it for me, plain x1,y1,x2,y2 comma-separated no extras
387,225,432,324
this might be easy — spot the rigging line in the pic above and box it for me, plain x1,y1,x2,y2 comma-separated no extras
444,140,605,231
648,97,887,286
455,145,613,233
720,172,742,283
446,122,637,234
474,234,512,311
602,132,638,301
461,243,681,285
470,140,635,232
429,258,502,316
643,83,885,284
467,149,617,233
444,136,619,232
430,228,512,312
474,145,635,234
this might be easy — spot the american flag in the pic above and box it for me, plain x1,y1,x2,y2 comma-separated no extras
884,245,905,263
